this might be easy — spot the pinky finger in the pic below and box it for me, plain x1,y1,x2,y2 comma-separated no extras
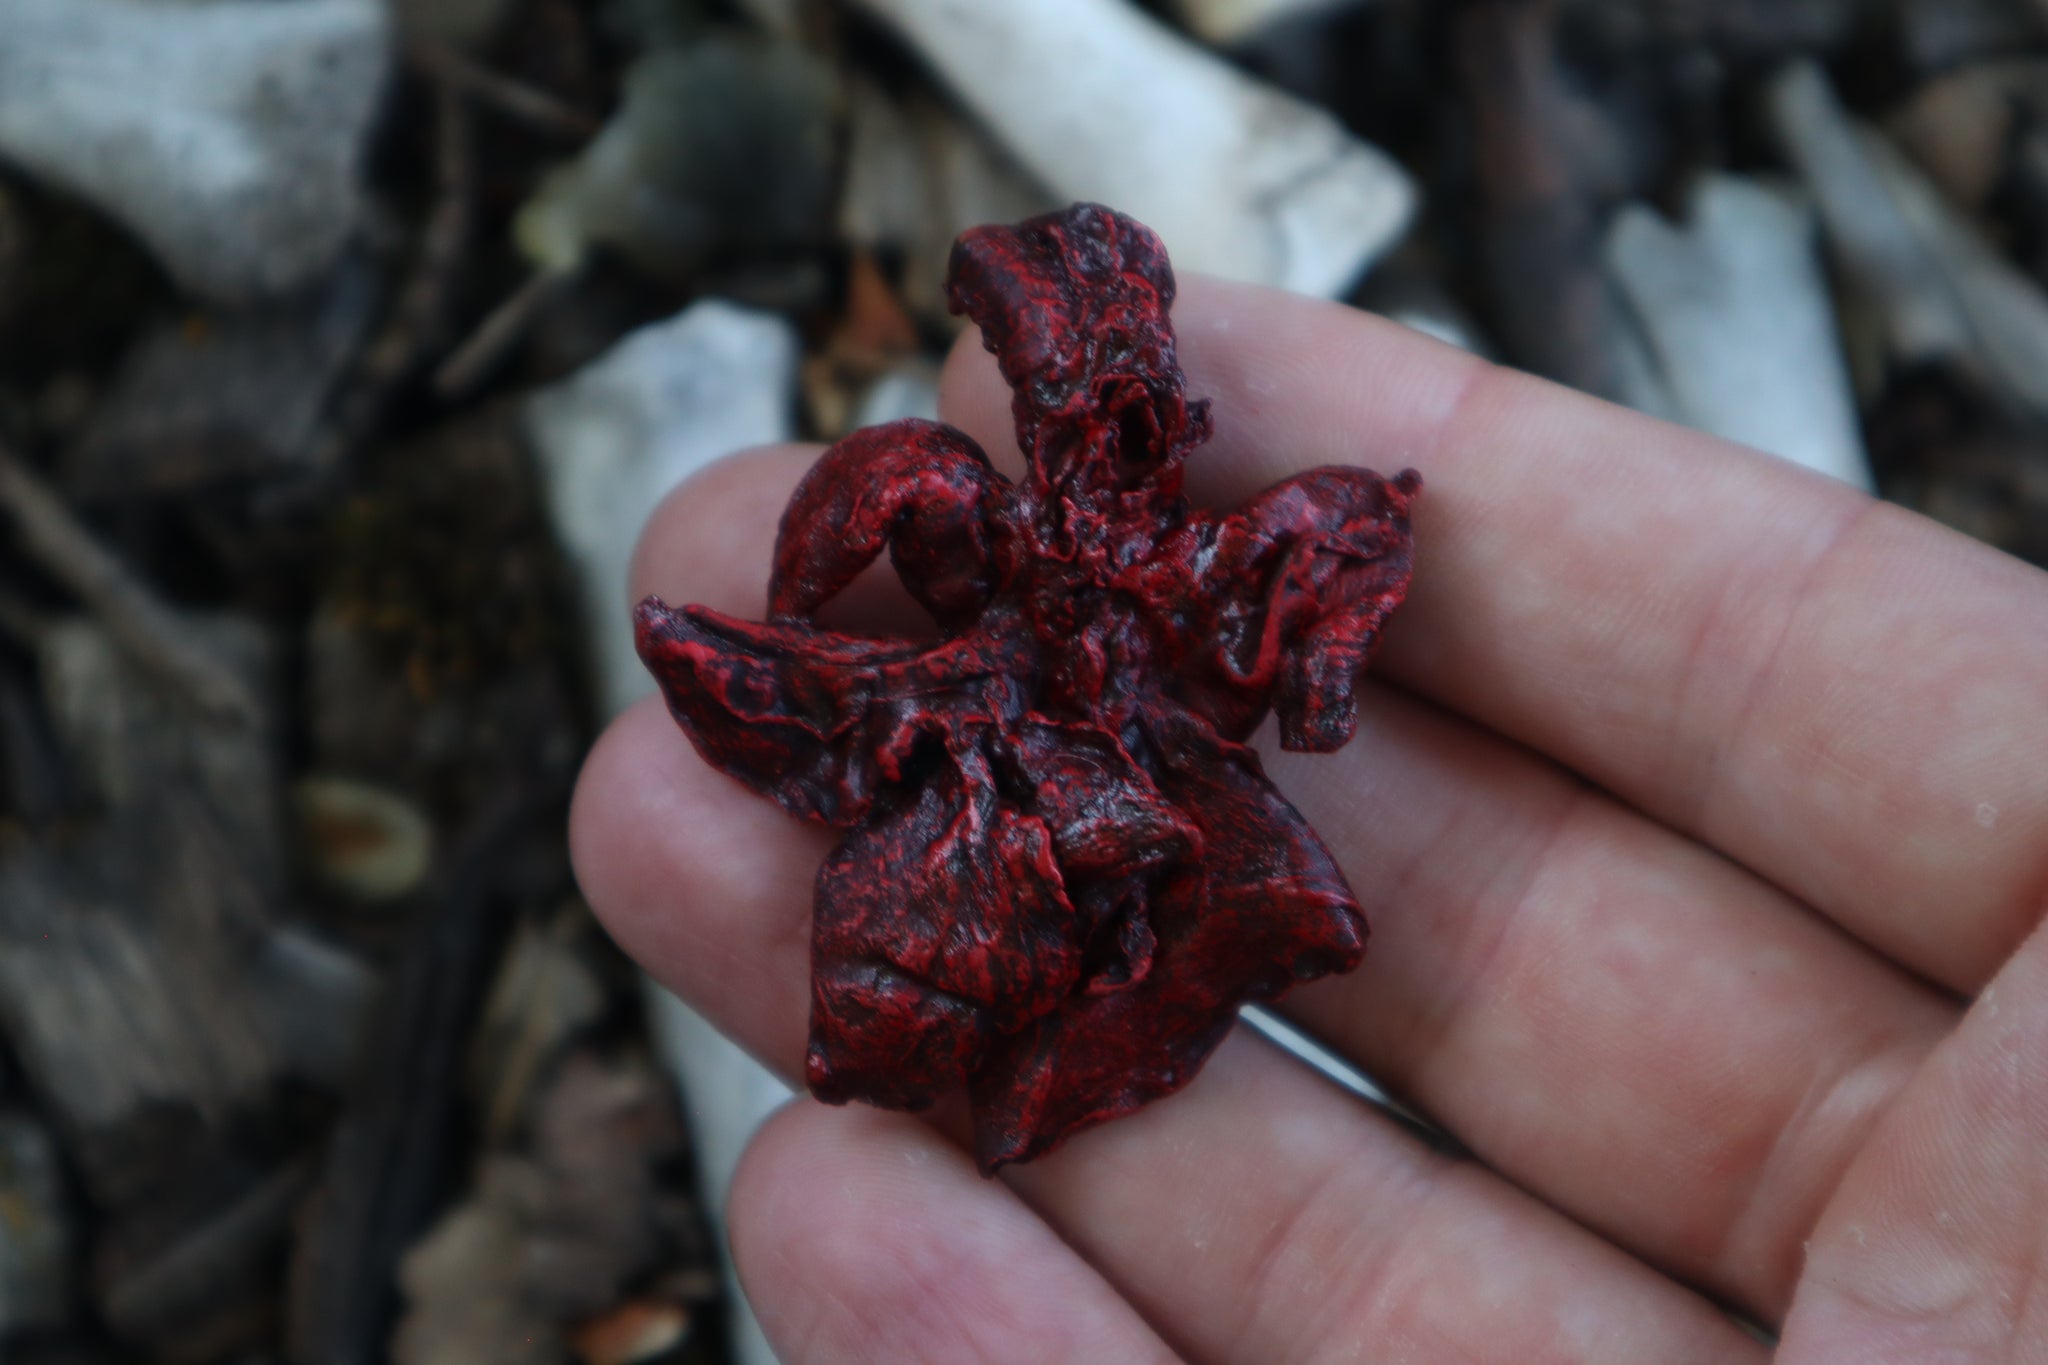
729,1099,1184,1365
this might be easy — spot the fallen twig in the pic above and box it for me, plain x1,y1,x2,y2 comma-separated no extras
431,267,574,400
102,1159,318,1346
0,440,259,723
406,39,600,141
303,84,477,479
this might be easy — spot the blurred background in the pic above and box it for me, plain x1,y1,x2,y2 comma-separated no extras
2,0,2046,1362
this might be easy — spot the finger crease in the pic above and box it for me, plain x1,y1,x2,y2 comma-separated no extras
1231,1150,1410,1365
1415,357,1510,472
1718,1035,1927,1319
1666,494,1877,838
1402,777,1595,1080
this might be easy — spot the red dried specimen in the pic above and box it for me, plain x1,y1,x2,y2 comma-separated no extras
636,204,1419,1172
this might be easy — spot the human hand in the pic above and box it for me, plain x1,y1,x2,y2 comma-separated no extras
572,275,2048,1363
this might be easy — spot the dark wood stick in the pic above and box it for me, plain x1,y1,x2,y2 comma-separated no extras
0,441,258,723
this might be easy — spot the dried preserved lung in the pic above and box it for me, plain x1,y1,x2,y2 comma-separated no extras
637,203,1419,1171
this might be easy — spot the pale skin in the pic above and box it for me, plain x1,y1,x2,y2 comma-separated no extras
571,275,2048,1364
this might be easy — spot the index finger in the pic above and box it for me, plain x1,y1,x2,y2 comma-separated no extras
939,274,2048,992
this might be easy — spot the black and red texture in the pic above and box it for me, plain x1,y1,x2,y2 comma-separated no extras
636,204,1419,1172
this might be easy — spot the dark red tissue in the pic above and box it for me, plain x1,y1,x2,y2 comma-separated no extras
636,203,1419,1172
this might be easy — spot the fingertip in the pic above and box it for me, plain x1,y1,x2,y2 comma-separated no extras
726,1102,972,1361
727,1099,1180,1365
567,693,821,1062
723,1094,809,1269
726,1100,926,1267
627,443,821,611
567,693,685,946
